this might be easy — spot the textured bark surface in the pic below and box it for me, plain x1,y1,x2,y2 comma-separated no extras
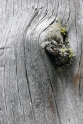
0,0,83,124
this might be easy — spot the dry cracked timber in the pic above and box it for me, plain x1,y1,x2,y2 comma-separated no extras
0,0,83,124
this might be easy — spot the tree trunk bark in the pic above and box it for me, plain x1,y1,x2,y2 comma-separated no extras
0,0,83,124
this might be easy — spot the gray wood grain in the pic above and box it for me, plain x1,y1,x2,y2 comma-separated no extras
0,0,83,124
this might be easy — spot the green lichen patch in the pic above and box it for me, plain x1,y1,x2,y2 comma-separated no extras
59,48,74,60
60,26,67,35
68,48,74,58
58,23,67,36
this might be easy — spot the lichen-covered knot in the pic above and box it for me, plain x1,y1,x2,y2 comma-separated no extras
45,40,74,66
41,20,74,67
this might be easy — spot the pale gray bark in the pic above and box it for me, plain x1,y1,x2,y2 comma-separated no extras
0,0,83,124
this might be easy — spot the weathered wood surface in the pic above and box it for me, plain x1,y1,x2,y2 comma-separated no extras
0,0,83,124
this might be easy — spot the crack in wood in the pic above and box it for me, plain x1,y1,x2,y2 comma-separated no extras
79,43,83,97
23,40,36,124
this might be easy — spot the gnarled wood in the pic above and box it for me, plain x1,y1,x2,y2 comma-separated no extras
0,0,83,124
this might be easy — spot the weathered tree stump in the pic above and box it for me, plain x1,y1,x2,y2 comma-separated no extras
0,0,83,124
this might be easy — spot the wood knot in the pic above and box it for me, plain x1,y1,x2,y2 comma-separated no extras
41,21,74,67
